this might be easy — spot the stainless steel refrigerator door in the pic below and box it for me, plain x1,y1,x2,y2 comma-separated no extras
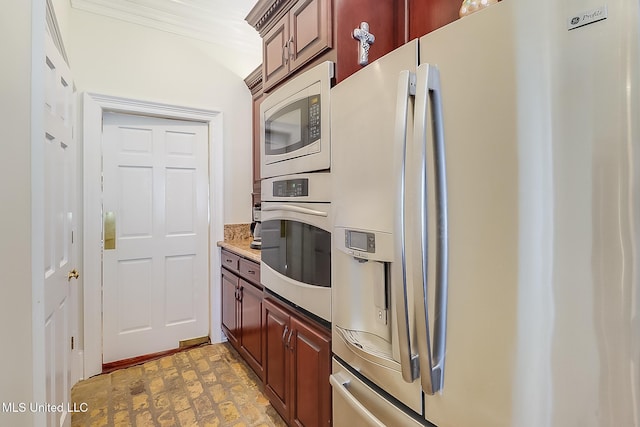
417,2,521,426
418,0,640,426
331,358,428,427
330,39,424,414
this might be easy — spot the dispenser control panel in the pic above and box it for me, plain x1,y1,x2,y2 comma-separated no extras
345,230,375,254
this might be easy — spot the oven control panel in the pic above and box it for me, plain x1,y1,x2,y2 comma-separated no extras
262,172,330,203
272,178,309,197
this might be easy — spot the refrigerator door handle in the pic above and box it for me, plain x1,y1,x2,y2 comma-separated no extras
393,70,419,383
330,374,387,427
413,63,449,395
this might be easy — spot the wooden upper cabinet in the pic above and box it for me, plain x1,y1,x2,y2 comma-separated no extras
288,0,332,72
244,67,264,206
248,0,402,89
333,0,401,83
250,0,332,91
405,0,462,41
263,17,290,88
246,0,463,95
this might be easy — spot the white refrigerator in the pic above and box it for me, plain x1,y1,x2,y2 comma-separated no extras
329,0,640,426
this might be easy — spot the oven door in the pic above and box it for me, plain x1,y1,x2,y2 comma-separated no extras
260,201,331,321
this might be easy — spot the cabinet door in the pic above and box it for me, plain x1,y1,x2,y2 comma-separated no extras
289,0,332,72
240,279,263,379
407,0,460,40
263,17,290,90
221,269,239,349
290,317,331,427
333,0,401,83
251,93,263,202
263,298,292,421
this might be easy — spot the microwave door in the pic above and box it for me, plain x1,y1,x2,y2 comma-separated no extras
265,100,307,156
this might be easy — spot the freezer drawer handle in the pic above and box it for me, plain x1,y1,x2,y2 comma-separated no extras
330,374,387,427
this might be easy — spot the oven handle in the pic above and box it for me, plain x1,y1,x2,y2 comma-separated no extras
262,204,329,217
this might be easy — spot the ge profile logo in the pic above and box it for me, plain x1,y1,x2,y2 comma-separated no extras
567,6,607,31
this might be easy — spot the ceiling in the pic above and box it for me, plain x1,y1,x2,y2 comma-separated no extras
70,0,262,78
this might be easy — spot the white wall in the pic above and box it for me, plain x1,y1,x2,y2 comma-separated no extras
48,0,255,370
0,1,39,425
54,0,254,224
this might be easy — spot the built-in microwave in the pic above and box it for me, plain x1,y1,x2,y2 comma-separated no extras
260,61,334,179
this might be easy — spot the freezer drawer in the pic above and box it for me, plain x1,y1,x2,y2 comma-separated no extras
331,358,429,427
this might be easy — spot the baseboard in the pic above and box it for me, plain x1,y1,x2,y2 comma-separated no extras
101,339,211,374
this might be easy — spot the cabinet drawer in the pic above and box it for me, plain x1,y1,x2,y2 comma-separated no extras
221,250,240,271
239,258,261,285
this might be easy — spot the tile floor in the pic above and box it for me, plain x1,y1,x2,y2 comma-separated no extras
71,343,287,427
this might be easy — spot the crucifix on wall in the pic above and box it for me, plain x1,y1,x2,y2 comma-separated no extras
353,22,375,66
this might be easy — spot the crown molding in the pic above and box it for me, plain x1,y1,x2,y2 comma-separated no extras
245,0,297,36
71,0,216,44
71,0,261,54
70,0,262,77
243,66,263,95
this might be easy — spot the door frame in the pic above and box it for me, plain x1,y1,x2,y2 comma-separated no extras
83,93,224,378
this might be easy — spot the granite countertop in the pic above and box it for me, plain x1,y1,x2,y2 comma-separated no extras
217,223,261,263
218,239,261,263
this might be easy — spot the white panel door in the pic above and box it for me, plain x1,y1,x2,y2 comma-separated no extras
43,33,77,427
102,112,209,363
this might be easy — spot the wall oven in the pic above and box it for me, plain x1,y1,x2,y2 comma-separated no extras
260,173,331,322
260,61,334,179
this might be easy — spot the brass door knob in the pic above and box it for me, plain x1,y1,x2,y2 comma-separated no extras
67,269,80,281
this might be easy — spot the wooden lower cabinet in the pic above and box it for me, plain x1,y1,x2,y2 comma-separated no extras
263,297,331,427
221,250,264,379
239,278,264,379
264,299,292,418
221,268,240,350
290,316,332,427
